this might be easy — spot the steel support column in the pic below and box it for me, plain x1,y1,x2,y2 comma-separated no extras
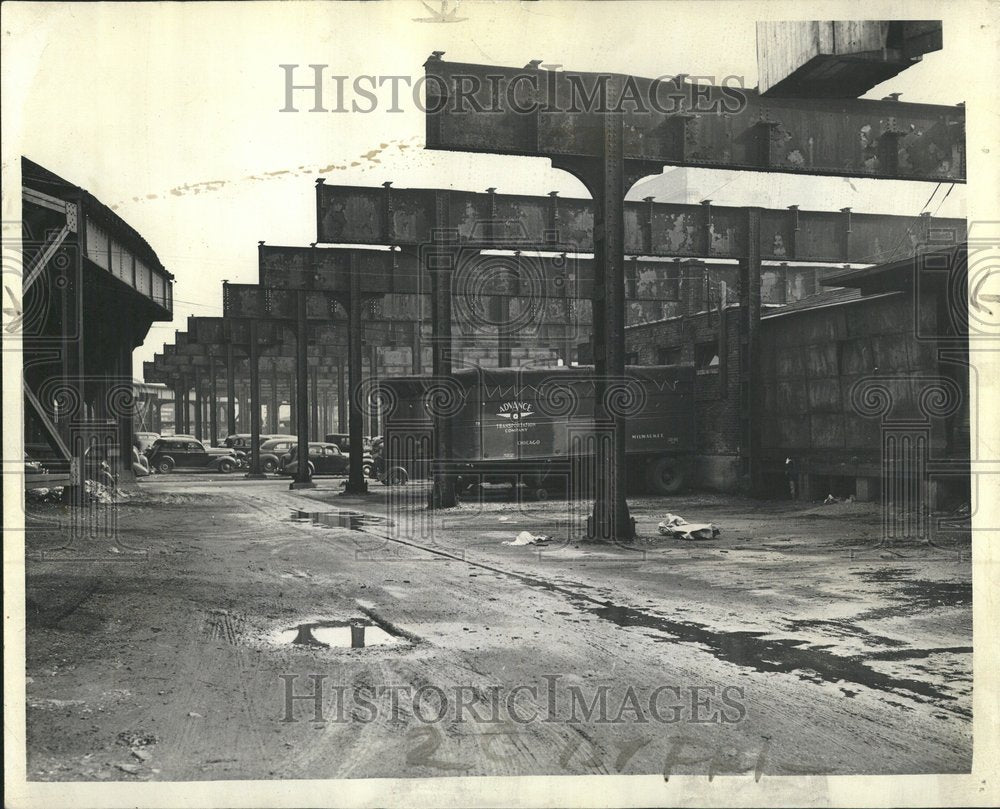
496,293,512,367
344,254,368,494
739,207,763,493
411,320,423,374
179,377,190,435
116,331,135,480
337,356,347,432
209,354,219,447
60,198,86,505
552,106,636,541
310,366,319,441
368,344,379,438
193,373,203,442
245,320,266,478
428,191,457,509
291,290,315,489
225,343,237,438
269,361,279,433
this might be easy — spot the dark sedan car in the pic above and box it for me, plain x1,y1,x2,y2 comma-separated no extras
279,443,349,477
258,438,297,473
147,438,239,473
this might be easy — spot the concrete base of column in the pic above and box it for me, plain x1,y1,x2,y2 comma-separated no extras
289,480,316,490
244,472,268,480
343,482,369,495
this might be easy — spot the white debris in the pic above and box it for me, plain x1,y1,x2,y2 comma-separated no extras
656,513,720,541
504,531,552,546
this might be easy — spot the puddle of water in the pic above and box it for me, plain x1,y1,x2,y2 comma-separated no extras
584,601,966,711
274,619,407,649
291,510,392,531
854,568,918,583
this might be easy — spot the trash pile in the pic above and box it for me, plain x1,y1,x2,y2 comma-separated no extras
85,479,128,504
25,479,133,506
504,531,552,546
656,513,720,541
823,494,855,505
25,487,63,504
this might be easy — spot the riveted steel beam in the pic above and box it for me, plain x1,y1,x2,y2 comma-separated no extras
423,56,965,182
317,182,965,265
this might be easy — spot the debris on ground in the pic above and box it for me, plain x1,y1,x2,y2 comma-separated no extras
26,487,62,504
85,479,125,504
115,763,141,775
504,531,552,546
656,514,720,540
823,494,855,505
27,481,133,506
117,731,158,748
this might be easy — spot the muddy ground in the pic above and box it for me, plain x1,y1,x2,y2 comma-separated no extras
21,473,971,781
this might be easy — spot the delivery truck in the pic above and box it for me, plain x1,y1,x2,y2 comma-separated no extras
379,365,696,498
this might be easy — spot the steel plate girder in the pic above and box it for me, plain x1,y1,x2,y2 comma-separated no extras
423,58,965,182
258,244,423,295
317,182,965,264
222,284,342,321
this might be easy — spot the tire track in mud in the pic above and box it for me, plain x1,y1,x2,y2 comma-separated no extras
123,488,290,778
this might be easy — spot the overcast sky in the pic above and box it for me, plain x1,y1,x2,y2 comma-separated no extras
3,2,976,369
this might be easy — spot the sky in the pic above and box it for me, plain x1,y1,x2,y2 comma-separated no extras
2,1,979,370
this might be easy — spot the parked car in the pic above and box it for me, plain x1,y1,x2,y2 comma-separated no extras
224,433,296,450
146,438,239,473
321,433,376,476
133,432,160,452
223,434,253,451
257,437,298,473
280,443,350,477
132,445,151,477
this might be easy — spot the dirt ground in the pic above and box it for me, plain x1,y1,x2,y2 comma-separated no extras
21,472,972,781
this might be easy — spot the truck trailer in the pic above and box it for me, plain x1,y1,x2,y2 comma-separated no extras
379,365,696,498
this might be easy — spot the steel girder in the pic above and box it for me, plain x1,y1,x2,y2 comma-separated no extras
316,182,966,266
422,56,965,182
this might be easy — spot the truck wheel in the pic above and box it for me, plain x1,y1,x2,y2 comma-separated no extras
648,457,685,495
262,458,277,473
363,462,374,478
388,467,407,486
534,487,549,501
157,457,175,474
